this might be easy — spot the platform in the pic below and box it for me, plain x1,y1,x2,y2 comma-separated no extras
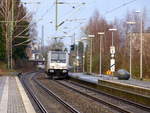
69,73,117,84
0,76,36,113
69,72,150,90
69,73,150,106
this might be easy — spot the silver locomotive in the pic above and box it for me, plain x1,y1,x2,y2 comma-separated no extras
45,50,69,79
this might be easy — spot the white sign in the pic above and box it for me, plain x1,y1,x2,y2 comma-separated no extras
110,58,115,72
111,54,114,57
110,46,115,54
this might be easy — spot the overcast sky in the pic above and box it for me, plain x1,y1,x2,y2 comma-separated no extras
21,0,150,47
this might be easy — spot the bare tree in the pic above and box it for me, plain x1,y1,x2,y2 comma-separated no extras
0,0,36,68
83,10,121,73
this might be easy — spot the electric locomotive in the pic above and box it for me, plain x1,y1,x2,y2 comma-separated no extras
45,50,69,79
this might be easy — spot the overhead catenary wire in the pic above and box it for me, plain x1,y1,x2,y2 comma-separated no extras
48,0,100,39
14,1,55,38
36,0,96,38
16,2,41,24
63,0,140,51
63,22,85,35
13,1,57,47
58,0,97,26
9,1,43,41
38,1,55,21
58,2,85,21
20,0,141,46
104,0,137,15
54,1,88,34
62,0,138,37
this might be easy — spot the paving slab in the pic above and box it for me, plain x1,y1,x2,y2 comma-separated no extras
0,77,8,113
7,77,26,113
0,76,36,113
0,77,6,103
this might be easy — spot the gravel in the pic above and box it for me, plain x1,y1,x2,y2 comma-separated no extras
38,73,115,113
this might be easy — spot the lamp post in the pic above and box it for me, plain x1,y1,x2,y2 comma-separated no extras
81,38,89,73
136,11,143,80
88,35,95,74
75,40,80,72
109,29,117,74
81,37,89,73
109,29,117,46
82,55,85,73
77,41,79,72
80,38,85,73
98,32,105,76
126,21,136,77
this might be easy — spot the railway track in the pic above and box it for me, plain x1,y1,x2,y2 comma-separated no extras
20,72,150,113
55,80,150,113
20,72,80,113
32,78,80,113
21,73,48,113
67,80,150,109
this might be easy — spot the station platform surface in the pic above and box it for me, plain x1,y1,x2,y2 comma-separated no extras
69,73,150,89
0,76,36,113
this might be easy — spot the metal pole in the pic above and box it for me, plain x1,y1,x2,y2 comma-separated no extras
90,38,92,73
83,43,85,73
140,13,143,80
5,0,10,69
10,0,14,69
99,35,102,76
126,21,136,78
41,25,44,51
73,33,75,72
41,25,44,60
55,0,58,31
83,55,85,73
42,25,44,48
111,31,114,76
129,33,132,76
77,42,79,72
112,31,114,46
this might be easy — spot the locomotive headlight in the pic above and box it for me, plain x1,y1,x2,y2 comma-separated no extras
49,69,54,73
62,70,67,73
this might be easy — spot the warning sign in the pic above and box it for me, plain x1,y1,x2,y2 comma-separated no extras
110,58,115,72
110,46,115,54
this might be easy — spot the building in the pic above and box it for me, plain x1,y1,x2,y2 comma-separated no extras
26,41,44,61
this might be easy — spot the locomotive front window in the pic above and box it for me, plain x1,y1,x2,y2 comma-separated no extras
51,52,66,63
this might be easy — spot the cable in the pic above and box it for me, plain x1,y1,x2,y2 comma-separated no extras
104,0,137,15
32,1,55,23
59,0,96,22
63,0,138,37
14,1,55,38
55,0,94,33
19,1,42,22
66,22,85,34
59,3,85,25
40,2,55,20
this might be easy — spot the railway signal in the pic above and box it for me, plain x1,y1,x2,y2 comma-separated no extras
70,44,75,51
109,29,117,74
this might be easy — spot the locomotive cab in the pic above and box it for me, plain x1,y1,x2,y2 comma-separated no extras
45,50,69,79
